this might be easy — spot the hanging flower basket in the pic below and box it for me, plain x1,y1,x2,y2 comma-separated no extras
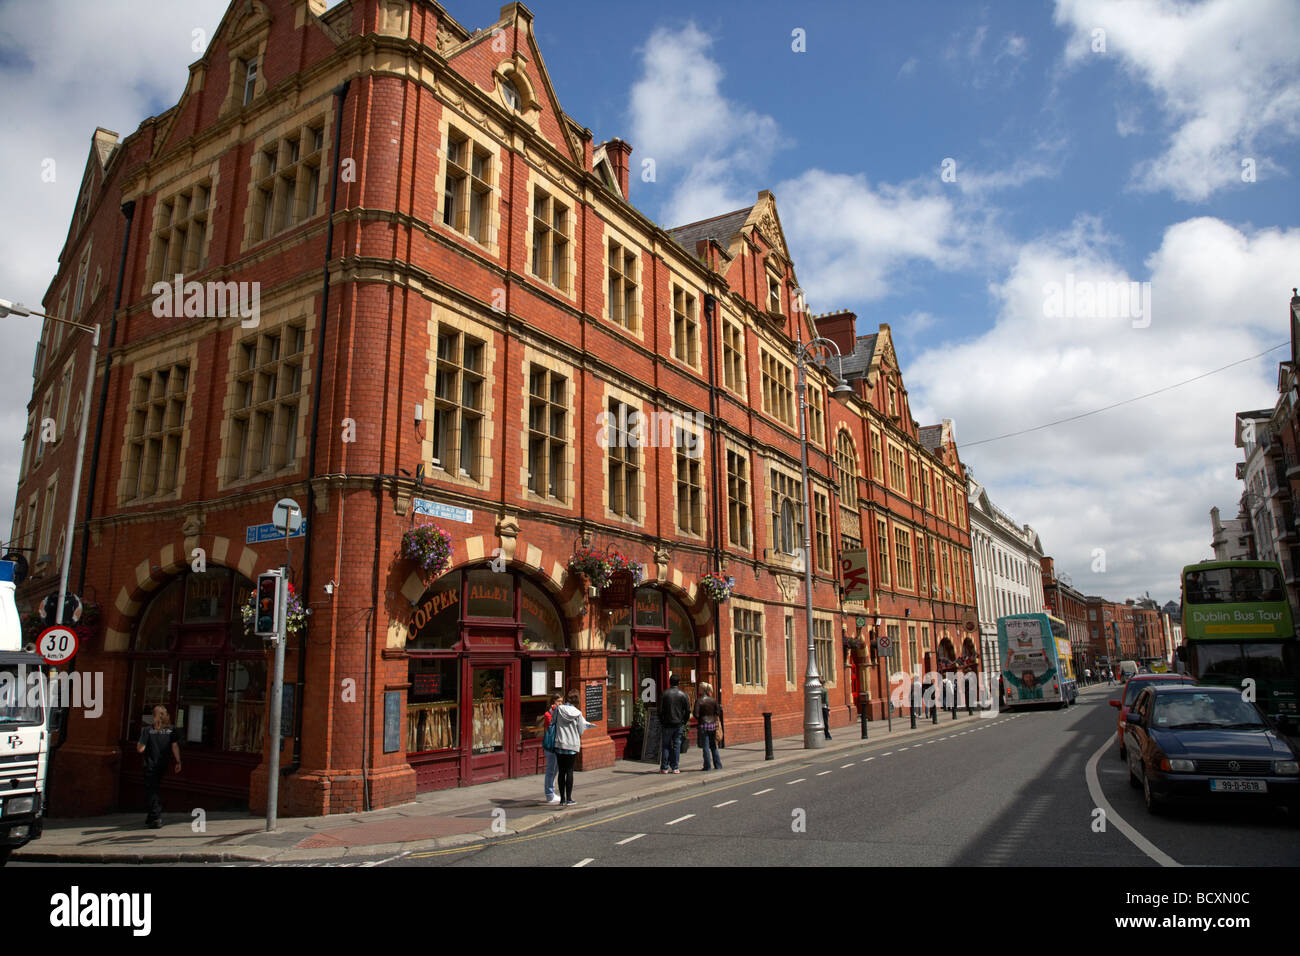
401,525,453,577
699,571,733,603
240,582,308,635
567,545,643,590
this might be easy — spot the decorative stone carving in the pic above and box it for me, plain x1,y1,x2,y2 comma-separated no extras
436,24,456,54
378,0,409,37
181,511,203,540
776,574,801,602
495,513,519,562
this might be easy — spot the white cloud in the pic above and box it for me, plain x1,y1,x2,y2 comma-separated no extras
774,169,978,305
1055,0,1300,201
628,22,785,226
909,216,1300,599
0,1,230,545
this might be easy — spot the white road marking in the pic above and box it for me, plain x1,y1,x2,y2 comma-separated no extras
713,800,737,808
841,763,856,768
898,746,909,751
881,752,892,756
666,814,695,826
816,770,833,776
361,850,410,867
616,833,646,845
753,788,773,795
787,778,806,785
574,858,595,867
863,757,875,762
1084,736,1180,868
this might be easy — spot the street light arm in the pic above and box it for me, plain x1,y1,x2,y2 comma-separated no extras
0,298,99,334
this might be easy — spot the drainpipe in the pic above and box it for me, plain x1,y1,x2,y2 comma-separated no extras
290,78,351,777
703,292,724,708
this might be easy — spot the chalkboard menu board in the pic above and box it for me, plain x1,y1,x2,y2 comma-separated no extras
383,691,401,754
584,682,603,722
640,706,663,763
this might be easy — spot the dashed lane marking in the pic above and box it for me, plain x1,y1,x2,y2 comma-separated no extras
841,763,856,768
753,788,774,795
714,800,737,808
616,833,646,845
574,858,594,867
666,814,695,826
787,778,806,785
816,770,833,776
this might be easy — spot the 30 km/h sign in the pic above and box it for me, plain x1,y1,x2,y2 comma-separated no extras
37,625,78,665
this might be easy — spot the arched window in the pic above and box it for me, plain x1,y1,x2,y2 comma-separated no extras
835,431,858,508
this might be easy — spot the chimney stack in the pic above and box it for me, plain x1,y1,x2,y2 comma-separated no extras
602,138,633,199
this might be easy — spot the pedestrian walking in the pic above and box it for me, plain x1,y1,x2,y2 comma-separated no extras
820,678,832,739
551,691,594,806
136,705,181,829
658,674,691,774
694,683,723,771
540,693,563,804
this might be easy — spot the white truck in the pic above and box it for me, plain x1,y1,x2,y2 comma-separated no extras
0,558,48,865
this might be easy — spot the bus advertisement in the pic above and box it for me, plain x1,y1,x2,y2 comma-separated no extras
1180,561,1298,719
997,613,1076,710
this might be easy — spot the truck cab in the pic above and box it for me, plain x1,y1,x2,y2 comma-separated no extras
0,559,47,865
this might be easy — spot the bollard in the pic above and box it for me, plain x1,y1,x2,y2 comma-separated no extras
860,707,868,739
763,712,774,760
887,701,893,733
910,706,917,729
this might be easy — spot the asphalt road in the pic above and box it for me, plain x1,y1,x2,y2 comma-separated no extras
16,689,1297,869
376,688,1299,868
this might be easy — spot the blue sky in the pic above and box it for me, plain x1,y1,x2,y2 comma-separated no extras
1,0,1297,603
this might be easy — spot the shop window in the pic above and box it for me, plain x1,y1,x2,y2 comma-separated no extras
407,657,459,753
176,659,220,748
666,596,695,652
224,659,266,752
605,605,632,650
471,668,506,755
521,578,563,651
408,573,460,649
606,657,635,728
521,656,565,740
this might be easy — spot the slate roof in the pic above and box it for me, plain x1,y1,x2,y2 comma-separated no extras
840,333,879,380
918,425,944,453
667,206,753,255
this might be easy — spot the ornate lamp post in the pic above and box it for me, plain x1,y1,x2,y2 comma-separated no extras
794,320,854,749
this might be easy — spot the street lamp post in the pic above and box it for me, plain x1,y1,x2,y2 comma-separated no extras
794,323,854,749
0,299,98,629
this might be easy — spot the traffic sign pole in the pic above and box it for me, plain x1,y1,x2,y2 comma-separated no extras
265,572,286,832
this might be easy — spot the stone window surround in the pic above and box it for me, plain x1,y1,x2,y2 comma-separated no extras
668,276,703,371
719,309,747,400
422,305,497,494
518,343,576,510
599,380,646,528
216,310,312,493
143,160,222,296
729,597,767,694
669,406,707,539
813,611,836,686
600,220,645,341
522,168,574,299
722,437,753,552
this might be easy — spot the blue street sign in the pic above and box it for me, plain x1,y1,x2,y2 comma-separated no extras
411,498,473,524
246,521,308,544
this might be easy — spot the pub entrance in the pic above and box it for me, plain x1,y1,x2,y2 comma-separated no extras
605,586,699,760
405,567,568,792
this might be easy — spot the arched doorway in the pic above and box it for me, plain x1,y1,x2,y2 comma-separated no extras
604,586,699,759
122,566,263,809
405,567,569,791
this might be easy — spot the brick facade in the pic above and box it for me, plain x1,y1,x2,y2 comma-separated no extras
10,0,976,817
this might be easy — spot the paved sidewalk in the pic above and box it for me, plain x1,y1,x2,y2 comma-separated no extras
16,698,1062,864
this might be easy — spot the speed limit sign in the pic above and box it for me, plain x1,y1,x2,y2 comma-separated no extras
37,625,78,665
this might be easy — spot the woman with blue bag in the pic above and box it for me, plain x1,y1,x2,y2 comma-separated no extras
540,693,562,804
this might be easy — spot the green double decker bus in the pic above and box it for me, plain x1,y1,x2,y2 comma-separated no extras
1180,560,1299,719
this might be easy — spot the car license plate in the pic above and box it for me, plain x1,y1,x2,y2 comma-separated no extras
1209,779,1267,793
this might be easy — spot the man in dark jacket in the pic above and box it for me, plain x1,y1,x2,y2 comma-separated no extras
658,674,691,773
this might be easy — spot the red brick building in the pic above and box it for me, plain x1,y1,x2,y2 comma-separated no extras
1040,557,1091,678
9,0,975,817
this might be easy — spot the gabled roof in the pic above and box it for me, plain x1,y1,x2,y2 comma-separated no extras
918,424,943,453
841,333,879,380
667,206,753,256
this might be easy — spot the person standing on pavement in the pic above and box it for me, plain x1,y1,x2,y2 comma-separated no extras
541,693,563,805
693,682,723,771
552,691,594,806
136,705,181,829
658,674,691,773
820,678,832,739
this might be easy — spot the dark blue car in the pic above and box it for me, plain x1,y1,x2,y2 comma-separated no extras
1123,684,1299,815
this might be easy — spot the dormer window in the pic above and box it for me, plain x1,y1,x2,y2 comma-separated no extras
767,275,782,314
501,78,521,111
